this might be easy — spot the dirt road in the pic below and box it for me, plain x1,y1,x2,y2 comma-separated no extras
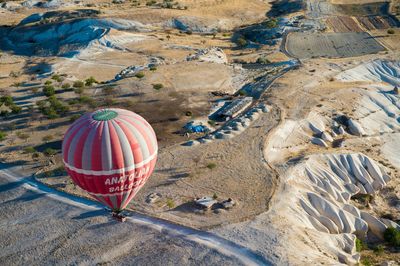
0,164,271,266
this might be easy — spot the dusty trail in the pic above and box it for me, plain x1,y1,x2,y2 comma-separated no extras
0,164,271,266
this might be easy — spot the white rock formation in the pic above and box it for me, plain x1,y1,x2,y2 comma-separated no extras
187,47,228,64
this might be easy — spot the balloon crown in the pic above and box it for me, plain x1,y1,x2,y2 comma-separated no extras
92,109,118,121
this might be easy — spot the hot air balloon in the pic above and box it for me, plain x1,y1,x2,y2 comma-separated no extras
62,108,157,217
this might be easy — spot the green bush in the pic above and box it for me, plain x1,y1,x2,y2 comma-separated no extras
384,227,400,247
43,85,55,97
0,131,6,141
153,83,163,90
73,80,85,88
10,104,22,114
0,95,14,106
85,76,98,86
387,29,395,34
236,37,247,47
263,18,278,29
51,74,63,82
16,132,29,141
135,72,145,79
355,237,366,252
208,120,216,126
166,198,175,209
256,57,271,64
149,66,157,71
23,146,36,153
373,244,385,255
74,87,84,95
206,163,217,170
44,80,52,85
32,152,40,159
44,148,57,156
61,83,71,90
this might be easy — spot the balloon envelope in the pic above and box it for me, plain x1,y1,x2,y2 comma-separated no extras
62,108,157,211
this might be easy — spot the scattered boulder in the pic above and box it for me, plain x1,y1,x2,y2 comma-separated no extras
187,47,227,64
321,131,334,142
195,197,217,209
360,211,387,240
221,198,236,209
347,119,366,136
311,137,328,148
146,192,161,204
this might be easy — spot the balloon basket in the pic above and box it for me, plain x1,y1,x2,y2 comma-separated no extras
112,212,127,222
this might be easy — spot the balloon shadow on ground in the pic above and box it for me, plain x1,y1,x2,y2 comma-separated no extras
72,209,107,220
3,192,46,204
0,180,24,193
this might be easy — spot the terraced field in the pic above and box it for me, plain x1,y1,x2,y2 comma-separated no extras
326,16,364,32
285,32,385,59
357,15,400,30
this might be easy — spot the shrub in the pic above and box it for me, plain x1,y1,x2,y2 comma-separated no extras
373,244,385,255
16,132,29,141
42,135,54,142
208,120,216,126
236,37,247,47
212,193,218,200
387,29,395,34
0,131,6,141
384,227,400,247
23,146,36,153
74,87,85,95
166,198,175,209
135,72,145,79
44,80,52,85
149,66,157,71
44,148,57,156
69,114,81,122
85,76,98,86
73,80,85,88
153,83,163,90
238,90,247,96
206,163,217,170
43,85,55,97
355,237,365,252
32,152,40,159
256,57,271,64
0,95,14,106
61,83,71,90
263,18,278,28
51,74,63,82
10,104,22,114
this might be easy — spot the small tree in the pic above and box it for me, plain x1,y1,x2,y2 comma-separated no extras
152,83,163,90
387,29,395,34
0,131,6,141
73,80,85,88
44,148,57,157
237,37,247,47
85,76,98,86
135,72,145,79
43,85,55,97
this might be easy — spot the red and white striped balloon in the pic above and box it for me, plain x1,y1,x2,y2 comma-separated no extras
62,108,157,211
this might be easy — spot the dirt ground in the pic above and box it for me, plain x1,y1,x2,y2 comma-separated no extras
285,32,385,59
